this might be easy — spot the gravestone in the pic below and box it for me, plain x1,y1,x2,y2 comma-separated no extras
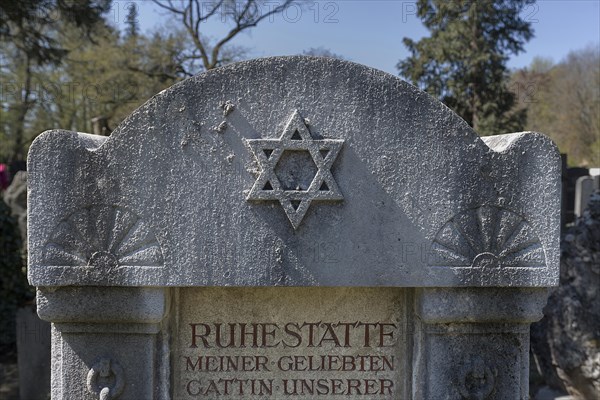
574,176,594,218
27,57,561,399
563,167,589,225
16,305,51,400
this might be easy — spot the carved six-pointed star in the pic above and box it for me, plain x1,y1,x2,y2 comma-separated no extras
246,110,344,229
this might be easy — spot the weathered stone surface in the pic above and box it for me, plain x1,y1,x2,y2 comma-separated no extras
415,288,547,399
574,176,594,218
37,286,169,400
28,56,561,288
27,57,562,399
174,288,410,399
531,192,600,399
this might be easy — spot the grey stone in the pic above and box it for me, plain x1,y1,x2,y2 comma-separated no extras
574,176,594,218
531,192,600,399
27,56,561,288
37,287,166,323
41,287,168,399
16,305,51,400
563,167,589,225
27,57,562,399
534,386,570,400
175,287,410,398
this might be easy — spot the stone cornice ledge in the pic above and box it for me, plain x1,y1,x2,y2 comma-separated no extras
37,287,167,324
416,287,549,324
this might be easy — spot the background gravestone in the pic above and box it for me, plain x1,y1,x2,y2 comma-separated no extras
531,193,600,399
574,176,594,219
16,306,51,400
563,166,589,226
27,57,561,399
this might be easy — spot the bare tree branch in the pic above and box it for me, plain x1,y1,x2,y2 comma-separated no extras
151,0,184,15
152,0,298,71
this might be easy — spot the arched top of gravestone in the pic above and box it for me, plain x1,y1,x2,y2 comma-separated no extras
28,56,561,287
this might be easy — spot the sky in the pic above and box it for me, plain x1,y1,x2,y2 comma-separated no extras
120,0,600,75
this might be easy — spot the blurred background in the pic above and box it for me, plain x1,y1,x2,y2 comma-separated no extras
0,1,599,399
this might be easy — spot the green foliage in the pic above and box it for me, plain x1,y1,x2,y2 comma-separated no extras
398,0,534,135
513,46,600,166
0,199,31,347
33,23,183,133
0,19,187,161
1,1,284,161
0,0,112,64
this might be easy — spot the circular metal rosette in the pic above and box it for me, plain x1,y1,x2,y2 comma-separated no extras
428,205,546,269
42,205,163,269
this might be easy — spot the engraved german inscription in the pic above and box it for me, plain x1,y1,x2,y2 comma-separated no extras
175,288,407,399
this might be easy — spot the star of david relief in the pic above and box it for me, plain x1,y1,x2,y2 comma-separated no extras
246,110,344,229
